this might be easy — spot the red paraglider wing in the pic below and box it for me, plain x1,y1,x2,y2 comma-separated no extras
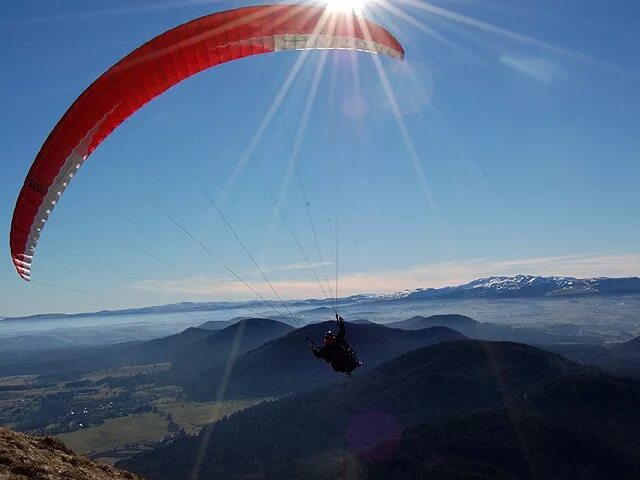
10,4,404,281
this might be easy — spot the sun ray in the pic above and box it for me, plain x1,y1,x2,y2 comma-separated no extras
395,0,617,68
292,52,337,301
262,50,334,301
214,4,357,209
353,12,449,246
214,51,310,208
214,3,326,207
190,320,247,480
218,6,353,304
201,5,365,305
375,0,473,60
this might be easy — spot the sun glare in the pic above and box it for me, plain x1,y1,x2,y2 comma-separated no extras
325,0,369,13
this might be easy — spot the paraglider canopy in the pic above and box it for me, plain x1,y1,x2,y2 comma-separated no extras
9,4,404,281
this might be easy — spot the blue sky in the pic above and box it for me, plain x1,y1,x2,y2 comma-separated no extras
1,0,639,316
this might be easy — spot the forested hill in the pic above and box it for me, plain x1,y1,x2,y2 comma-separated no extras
167,318,294,368
371,373,640,479
541,333,640,379
117,340,640,480
387,314,480,333
179,322,465,399
0,318,294,378
385,313,604,345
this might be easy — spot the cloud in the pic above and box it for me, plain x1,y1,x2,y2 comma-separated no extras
262,261,332,273
500,53,561,83
131,253,640,301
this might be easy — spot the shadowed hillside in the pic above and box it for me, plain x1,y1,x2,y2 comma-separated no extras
197,319,238,331
180,322,466,399
112,318,294,370
387,314,480,334
168,318,295,370
545,334,640,378
119,340,622,480
611,335,640,357
386,314,603,345
0,318,293,380
369,374,640,479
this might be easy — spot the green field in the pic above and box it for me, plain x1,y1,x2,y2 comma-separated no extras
56,398,264,454
0,375,38,387
57,412,169,454
81,362,171,381
154,399,264,434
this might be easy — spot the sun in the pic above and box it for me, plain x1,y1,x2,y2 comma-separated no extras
325,0,369,13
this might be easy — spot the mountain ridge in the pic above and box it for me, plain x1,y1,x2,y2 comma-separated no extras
179,322,466,399
120,340,624,480
4,275,639,321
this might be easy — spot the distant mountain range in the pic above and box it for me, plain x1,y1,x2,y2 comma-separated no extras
1,312,619,379
387,314,480,331
3,275,640,321
402,275,640,300
0,318,294,378
386,314,604,345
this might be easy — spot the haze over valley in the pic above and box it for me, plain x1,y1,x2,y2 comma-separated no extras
2,275,640,477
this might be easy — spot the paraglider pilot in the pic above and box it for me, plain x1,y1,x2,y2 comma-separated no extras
309,314,361,377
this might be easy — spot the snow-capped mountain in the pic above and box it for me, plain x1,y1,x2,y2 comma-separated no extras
4,276,639,322
402,275,640,300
